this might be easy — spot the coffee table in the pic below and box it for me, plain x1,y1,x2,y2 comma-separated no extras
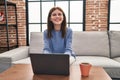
0,64,112,80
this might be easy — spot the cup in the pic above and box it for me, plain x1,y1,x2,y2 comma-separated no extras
80,62,92,77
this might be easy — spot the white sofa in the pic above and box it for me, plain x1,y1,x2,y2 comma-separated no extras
0,31,120,79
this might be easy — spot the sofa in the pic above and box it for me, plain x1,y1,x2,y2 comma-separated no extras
0,31,120,79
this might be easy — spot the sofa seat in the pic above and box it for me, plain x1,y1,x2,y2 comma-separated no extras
113,57,120,63
13,56,120,67
74,56,120,78
13,57,31,64
13,56,76,65
74,56,120,67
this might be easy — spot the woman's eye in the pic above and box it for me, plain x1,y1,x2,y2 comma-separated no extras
58,13,62,16
52,14,57,16
51,13,63,16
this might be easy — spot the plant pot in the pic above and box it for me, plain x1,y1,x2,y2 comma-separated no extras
80,62,92,77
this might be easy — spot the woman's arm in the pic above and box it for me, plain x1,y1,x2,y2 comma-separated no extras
43,30,51,53
64,28,73,55
65,28,76,60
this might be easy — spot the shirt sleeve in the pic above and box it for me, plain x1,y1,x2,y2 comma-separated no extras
64,28,73,56
43,30,51,53
64,28,76,58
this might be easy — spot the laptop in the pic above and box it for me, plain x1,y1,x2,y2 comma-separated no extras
30,53,70,75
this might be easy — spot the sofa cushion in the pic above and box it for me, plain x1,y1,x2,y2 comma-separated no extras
0,46,29,61
13,57,31,64
72,31,110,57
29,32,44,54
74,56,120,79
74,56,120,67
113,57,120,63
109,31,120,58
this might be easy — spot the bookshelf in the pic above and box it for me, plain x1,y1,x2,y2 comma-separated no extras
0,0,18,53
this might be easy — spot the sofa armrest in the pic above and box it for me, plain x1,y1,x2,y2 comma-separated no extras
0,46,29,62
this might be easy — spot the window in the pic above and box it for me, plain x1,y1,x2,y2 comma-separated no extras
26,0,85,44
109,0,120,31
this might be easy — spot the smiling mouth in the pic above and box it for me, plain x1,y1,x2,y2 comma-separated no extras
54,19,62,22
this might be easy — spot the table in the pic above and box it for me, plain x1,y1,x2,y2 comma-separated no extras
0,64,112,80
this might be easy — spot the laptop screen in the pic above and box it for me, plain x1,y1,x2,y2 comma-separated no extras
30,53,69,75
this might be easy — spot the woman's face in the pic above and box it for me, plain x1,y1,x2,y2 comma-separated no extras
50,9,64,26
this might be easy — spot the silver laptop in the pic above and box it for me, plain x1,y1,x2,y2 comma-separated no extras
30,53,70,75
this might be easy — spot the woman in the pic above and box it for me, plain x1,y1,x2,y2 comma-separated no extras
43,7,76,63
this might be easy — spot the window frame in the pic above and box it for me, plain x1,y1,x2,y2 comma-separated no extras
108,0,120,31
26,0,86,45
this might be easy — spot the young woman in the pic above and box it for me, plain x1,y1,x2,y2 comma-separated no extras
43,7,76,62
